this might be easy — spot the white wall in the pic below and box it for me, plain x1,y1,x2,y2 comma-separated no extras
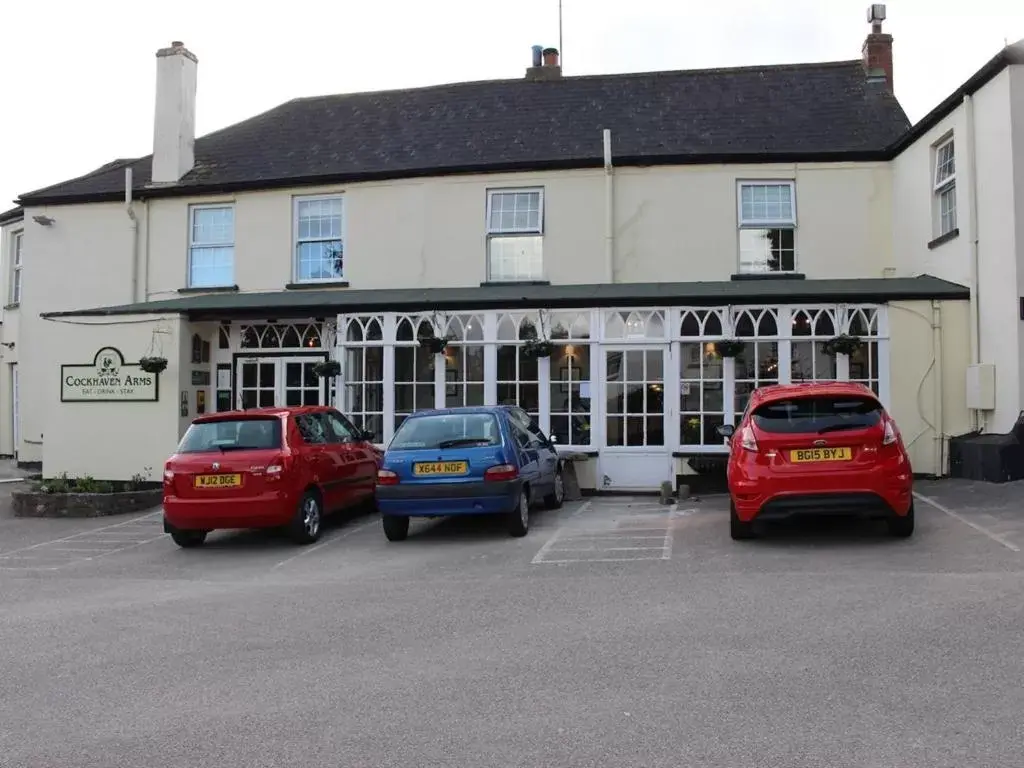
141,161,895,298
891,65,1023,432
0,218,23,457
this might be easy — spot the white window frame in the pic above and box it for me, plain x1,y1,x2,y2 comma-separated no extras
188,203,235,288
485,187,545,282
736,180,798,274
293,194,345,283
9,230,23,305
933,136,957,237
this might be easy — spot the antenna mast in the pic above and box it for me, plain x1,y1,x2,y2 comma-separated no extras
558,0,564,69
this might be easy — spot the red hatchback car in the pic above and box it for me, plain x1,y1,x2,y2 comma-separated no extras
719,382,914,540
163,406,381,548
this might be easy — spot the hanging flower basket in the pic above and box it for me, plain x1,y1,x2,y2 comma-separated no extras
522,339,555,359
713,339,745,358
821,334,864,356
418,335,448,354
138,356,168,374
311,359,341,378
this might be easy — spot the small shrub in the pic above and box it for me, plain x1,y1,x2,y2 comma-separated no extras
74,475,100,493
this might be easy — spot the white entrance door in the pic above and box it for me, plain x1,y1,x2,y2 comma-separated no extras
600,346,673,491
11,364,19,460
236,356,325,410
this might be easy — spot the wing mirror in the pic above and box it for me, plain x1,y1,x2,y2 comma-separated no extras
549,434,559,445
716,424,736,439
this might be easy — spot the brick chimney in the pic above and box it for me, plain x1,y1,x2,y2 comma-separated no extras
526,45,562,81
862,4,893,92
152,41,198,184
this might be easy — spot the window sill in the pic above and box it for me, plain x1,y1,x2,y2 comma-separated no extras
555,449,599,458
285,281,349,290
673,448,729,457
178,285,239,294
480,280,551,287
927,228,960,250
730,272,806,281
3,303,19,311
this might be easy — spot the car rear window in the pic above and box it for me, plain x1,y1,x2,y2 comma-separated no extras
390,413,501,450
176,418,282,453
752,395,883,434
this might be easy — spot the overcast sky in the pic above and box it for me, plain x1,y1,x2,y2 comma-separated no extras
2,0,1022,209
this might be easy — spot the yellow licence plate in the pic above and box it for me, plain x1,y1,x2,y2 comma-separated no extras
790,447,852,463
413,461,469,477
194,473,242,488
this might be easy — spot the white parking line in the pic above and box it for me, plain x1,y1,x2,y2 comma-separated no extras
0,509,164,559
272,518,379,570
914,492,1021,552
532,499,676,565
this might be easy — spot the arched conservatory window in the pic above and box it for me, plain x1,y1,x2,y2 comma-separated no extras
678,310,726,446
394,315,435,430
547,311,592,446
789,308,838,382
496,312,540,422
845,307,881,395
342,316,384,442
732,308,780,416
444,315,485,408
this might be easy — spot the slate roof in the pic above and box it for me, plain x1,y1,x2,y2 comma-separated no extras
41,275,969,321
0,206,23,225
18,59,910,206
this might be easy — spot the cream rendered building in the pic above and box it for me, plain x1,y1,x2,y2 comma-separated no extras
2,10,1020,491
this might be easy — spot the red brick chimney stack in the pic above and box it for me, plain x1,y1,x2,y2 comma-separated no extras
862,4,894,92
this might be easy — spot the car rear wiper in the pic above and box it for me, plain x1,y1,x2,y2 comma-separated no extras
817,423,868,434
438,438,492,449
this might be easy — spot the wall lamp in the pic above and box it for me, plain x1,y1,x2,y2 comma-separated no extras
33,215,55,226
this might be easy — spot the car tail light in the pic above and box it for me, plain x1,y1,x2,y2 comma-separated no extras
265,454,290,482
163,467,174,484
739,426,759,452
882,419,898,446
377,469,400,486
484,463,519,482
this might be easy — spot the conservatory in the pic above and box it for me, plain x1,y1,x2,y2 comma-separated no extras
328,303,888,491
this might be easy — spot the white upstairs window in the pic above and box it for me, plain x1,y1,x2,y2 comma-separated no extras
933,137,957,237
188,204,235,288
9,230,23,304
486,188,544,282
294,195,344,282
737,181,797,274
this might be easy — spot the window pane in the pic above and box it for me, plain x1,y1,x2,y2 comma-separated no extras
739,228,795,273
296,240,344,281
489,191,541,233
739,183,794,225
190,246,234,287
935,141,955,185
549,344,592,446
488,235,543,281
939,186,957,235
192,207,234,245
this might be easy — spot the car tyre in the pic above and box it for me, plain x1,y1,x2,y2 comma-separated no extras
543,468,565,510
508,488,530,537
170,529,207,548
887,502,915,538
382,515,409,542
289,490,323,545
730,502,756,541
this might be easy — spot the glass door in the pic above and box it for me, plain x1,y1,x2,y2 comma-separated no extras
604,348,666,448
236,357,326,409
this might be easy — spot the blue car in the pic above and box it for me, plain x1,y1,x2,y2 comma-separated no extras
375,405,565,540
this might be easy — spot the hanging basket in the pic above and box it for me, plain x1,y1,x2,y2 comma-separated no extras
138,356,168,374
522,339,555,359
713,339,745,358
418,335,448,354
821,334,864,356
311,359,341,379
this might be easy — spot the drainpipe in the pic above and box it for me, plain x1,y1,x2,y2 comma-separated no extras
964,93,982,431
603,128,614,282
932,299,944,476
125,167,139,303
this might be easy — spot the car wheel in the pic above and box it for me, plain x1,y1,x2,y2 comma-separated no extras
170,530,207,548
289,490,323,545
730,502,756,541
382,515,409,542
887,501,915,538
543,469,565,510
508,488,530,537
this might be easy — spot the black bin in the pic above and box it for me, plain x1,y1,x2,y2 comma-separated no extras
948,416,1024,483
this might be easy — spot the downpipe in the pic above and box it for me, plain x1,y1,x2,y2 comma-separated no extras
125,167,139,303
603,128,614,283
931,300,944,477
964,93,982,431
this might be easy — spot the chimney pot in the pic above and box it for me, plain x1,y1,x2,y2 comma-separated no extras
172,40,184,47
531,45,543,68
542,47,560,67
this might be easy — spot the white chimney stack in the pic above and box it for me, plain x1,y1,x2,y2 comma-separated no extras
151,41,197,184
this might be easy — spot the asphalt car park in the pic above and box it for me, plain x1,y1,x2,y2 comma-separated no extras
2,478,1023,767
